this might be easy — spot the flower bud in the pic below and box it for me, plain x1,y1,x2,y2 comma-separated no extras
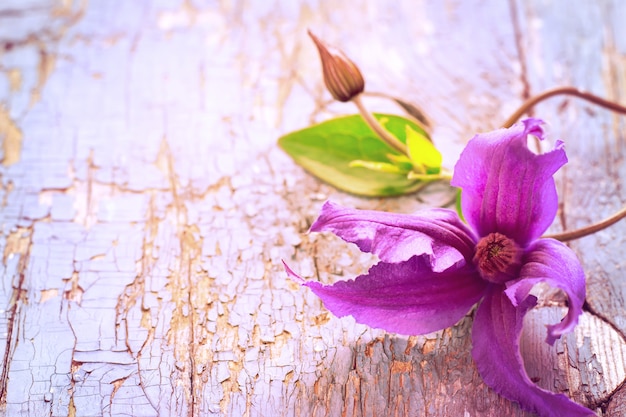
308,30,365,102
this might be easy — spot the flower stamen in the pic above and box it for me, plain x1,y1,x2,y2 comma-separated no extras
474,232,522,283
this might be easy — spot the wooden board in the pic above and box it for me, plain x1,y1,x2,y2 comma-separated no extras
1,1,625,416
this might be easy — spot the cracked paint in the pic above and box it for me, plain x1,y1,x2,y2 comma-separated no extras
0,1,625,417
0,106,22,166
7,69,21,92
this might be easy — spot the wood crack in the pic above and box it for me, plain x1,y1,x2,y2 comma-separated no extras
0,226,33,404
508,0,531,102
1,2,624,416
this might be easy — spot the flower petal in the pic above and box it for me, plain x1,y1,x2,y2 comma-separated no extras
289,255,486,335
472,288,596,417
451,118,567,247
505,238,586,345
310,201,476,271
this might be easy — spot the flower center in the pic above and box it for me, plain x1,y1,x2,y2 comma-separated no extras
473,232,522,284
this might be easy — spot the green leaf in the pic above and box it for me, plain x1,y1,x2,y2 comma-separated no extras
455,188,465,222
406,125,442,174
278,113,430,196
348,160,408,174
385,153,414,171
406,172,446,181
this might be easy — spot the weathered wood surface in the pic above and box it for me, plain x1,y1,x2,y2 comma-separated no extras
1,1,625,416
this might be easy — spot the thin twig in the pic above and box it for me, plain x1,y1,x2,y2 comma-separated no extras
545,205,626,242
508,87,626,241
362,91,432,134
351,94,408,155
502,86,626,127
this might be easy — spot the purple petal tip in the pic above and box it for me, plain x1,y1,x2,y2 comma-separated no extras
282,260,305,283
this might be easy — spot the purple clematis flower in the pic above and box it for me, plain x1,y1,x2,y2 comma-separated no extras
284,118,595,417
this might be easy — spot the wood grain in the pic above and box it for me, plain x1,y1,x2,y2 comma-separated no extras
0,1,625,416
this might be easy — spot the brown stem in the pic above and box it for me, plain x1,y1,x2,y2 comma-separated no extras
502,86,626,127
351,94,408,155
362,91,432,135
506,87,626,241
544,205,626,242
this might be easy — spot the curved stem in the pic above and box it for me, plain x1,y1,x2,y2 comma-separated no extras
505,87,626,241
545,205,626,242
362,91,432,134
502,86,626,127
351,94,408,155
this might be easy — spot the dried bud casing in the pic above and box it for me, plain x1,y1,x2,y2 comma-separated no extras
308,30,365,102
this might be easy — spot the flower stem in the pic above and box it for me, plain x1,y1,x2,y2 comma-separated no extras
351,94,408,155
505,86,626,241
502,86,626,127
362,91,432,135
545,205,626,242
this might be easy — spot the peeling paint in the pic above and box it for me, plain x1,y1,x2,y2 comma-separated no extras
30,48,56,106
7,69,21,92
40,288,59,303
0,1,625,417
0,106,22,166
